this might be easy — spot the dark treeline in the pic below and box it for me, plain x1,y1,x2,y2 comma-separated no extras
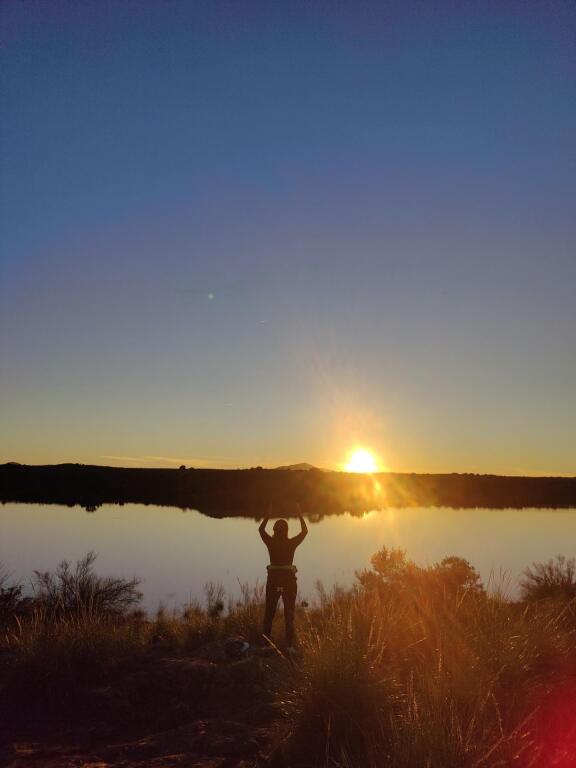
1,463,576,516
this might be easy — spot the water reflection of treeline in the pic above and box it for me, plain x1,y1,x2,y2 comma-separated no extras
1,463,575,517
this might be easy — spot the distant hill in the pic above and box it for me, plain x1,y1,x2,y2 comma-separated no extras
275,462,321,471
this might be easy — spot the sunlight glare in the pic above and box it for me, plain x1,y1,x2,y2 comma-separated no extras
345,448,378,473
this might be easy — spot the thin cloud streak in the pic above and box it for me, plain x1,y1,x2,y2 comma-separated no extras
101,454,244,469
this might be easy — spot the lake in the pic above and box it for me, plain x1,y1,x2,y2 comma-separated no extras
2,503,576,612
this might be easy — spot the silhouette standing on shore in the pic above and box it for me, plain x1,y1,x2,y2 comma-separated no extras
259,505,308,647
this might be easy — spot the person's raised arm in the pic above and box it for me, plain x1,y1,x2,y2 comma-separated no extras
258,513,272,544
291,505,308,546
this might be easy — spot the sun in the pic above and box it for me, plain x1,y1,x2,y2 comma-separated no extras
345,448,378,473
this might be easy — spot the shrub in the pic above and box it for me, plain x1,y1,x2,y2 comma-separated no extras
0,565,24,624
204,580,225,618
434,555,484,596
356,547,484,603
520,555,576,602
279,586,401,765
32,551,142,618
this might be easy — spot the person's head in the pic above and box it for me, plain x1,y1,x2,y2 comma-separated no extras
273,519,289,539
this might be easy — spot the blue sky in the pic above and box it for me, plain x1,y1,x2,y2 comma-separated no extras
1,0,575,473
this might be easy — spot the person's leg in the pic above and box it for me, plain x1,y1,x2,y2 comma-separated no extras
282,578,297,647
263,578,280,640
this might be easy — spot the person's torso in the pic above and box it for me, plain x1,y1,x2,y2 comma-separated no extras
266,537,298,566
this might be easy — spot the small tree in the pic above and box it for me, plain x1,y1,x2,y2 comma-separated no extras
370,547,410,582
356,546,411,593
434,556,484,596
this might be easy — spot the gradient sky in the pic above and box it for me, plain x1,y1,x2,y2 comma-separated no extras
1,0,575,475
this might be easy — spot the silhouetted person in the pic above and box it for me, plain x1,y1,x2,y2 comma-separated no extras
259,505,308,648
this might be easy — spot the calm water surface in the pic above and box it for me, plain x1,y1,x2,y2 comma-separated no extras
2,503,576,611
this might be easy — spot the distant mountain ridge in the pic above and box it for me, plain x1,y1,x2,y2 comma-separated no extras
274,462,321,471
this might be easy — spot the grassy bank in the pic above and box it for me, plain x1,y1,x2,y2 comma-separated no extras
2,551,576,766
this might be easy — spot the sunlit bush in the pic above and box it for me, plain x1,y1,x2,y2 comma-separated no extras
356,546,484,603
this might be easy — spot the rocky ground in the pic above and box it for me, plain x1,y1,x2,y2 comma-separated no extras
2,638,299,768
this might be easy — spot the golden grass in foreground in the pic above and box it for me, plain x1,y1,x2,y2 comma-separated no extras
2,550,576,766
